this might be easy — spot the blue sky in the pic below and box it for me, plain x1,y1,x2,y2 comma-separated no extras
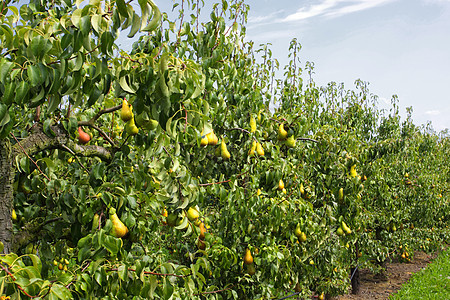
122,0,448,132
241,0,450,132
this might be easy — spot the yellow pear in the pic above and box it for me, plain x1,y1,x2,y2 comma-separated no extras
257,188,262,196
250,115,256,133
206,130,218,145
91,213,100,231
248,140,257,156
342,221,352,234
187,207,200,221
278,179,285,191
294,224,302,238
299,232,307,242
221,139,231,160
244,248,253,265
336,227,344,236
199,222,206,240
109,207,129,238
278,123,288,140
120,99,133,122
338,188,344,201
11,209,17,221
256,142,264,156
125,117,139,136
349,165,357,178
285,135,296,148
200,130,208,147
300,183,305,195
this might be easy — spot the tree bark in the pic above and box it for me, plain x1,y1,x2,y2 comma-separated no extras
0,139,14,254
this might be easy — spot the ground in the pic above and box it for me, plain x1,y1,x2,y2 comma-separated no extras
334,251,436,300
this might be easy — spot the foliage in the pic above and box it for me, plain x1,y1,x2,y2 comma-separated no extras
0,0,448,299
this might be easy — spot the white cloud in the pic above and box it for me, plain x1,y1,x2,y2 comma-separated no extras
425,110,441,116
282,0,395,22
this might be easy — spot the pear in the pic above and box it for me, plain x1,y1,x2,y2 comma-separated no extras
11,209,17,221
120,99,133,122
187,207,200,221
299,232,307,242
109,207,129,238
294,224,302,238
285,135,296,148
248,140,257,156
246,262,256,275
336,227,344,236
349,165,357,178
78,127,91,144
200,130,208,147
300,183,305,195
221,139,231,160
338,188,344,201
206,130,218,145
278,179,285,191
125,117,139,136
135,111,159,130
244,248,253,265
256,142,264,156
257,188,262,196
199,222,206,240
91,213,100,231
278,123,288,140
342,221,352,234
197,238,206,250
250,115,256,133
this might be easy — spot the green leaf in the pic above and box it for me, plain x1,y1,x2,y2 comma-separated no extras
15,81,29,104
162,278,174,300
119,75,136,94
71,8,83,28
0,59,13,82
43,119,56,137
116,0,128,18
127,12,140,38
73,52,84,71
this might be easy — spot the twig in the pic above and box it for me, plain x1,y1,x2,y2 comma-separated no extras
199,170,249,187
0,263,41,298
60,144,89,173
11,133,51,181
194,284,235,296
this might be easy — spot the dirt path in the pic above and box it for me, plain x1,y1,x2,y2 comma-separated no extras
335,251,435,300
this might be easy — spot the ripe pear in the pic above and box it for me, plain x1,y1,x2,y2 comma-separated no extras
257,188,262,196
338,188,344,201
206,130,218,145
250,115,256,133
125,117,139,136
199,222,206,240
187,207,200,221
120,99,133,122
256,142,264,156
91,213,100,231
248,140,257,156
278,179,285,191
285,135,296,148
336,227,344,236
109,207,129,238
78,127,91,144
244,248,253,265
278,123,288,140
299,232,307,242
300,183,305,195
200,130,208,147
11,209,17,221
294,224,302,238
197,238,206,250
349,165,357,178
221,139,231,160
342,221,352,234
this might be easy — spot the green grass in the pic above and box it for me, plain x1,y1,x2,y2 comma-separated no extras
390,247,450,299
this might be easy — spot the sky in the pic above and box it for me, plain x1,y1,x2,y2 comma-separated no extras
240,0,450,132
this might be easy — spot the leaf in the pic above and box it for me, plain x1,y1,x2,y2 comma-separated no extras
119,75,136,94
0,59,13,82
15,81,29,104
73,52,84,71
43,119,56,137
127,12,140,38
71,8,83,28
116,0,128,18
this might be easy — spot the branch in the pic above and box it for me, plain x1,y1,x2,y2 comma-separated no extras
12,124,113,163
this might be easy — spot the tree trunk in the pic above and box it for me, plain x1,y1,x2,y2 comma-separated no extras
0,139,14,253
351,242,360,294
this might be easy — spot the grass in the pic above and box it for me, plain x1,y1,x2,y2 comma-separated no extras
390,247,450,299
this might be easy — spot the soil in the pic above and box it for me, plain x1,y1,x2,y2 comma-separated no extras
333,251,436,300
